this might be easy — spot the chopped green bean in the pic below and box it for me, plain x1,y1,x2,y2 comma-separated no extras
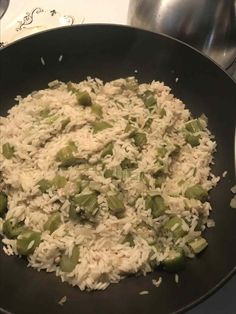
157,147,168,158
56,144,77,163
60,245,80,272
52,175,67,189
91,103,103,118
185,184,208,202
107,194,125,217
61,117,71,130
145,195,167,218
133,132,147,148
67,82,92,107
74,181,82,194
67,81,78,93
155,175,166,188
120,158,137,170
101,142,114,158
37,179,52,193
124,122,136,136
140,172,150,187
2,143,15,159
185,133,200,147
73,193,98,220
44,212,61,234
104,165,132,180
185,119,203,133
122,233,135,247
0,193,8,217
55,142,86,168
164,216,186,238
189,237,208,254
17,230,41,255
69,202,78,220
46,115,58,124
142,90,157,111
39,107,50,118
159,108,166,118
104,169,113,178
3,219,26,239
144,118,153,130
92,121,112,133
76,91,92,107
162,249,185,272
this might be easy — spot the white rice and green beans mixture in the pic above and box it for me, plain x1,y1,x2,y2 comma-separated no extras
0,77,219,290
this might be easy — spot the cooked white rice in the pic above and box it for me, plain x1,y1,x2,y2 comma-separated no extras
0,77,219,291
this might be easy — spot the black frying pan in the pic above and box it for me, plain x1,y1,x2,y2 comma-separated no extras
0,24,235,314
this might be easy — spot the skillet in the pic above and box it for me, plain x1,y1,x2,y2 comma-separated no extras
0,24,235,314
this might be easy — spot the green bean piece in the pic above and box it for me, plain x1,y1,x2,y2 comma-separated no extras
124,122,136,136
107,194,125,217
73,193,98,219
144,118,153,130
122,233,135,247
3,219,26,239
140,171,150,185
101,142,114,158
91,103,103,118
56,144,77,163
0,193,7,217
145,195,167,218
169,145,180,157
17,230,41,255
164,216,186,238
133,132,147,148
153,167,164,179
61,117,71,130
157,147,168,158
185,184,208,202
142,90,157,111
125,78,138,91
69,202,78,220
37,179,52,193
113,166,124,180
56,142,86,168
92,121,112,133
159,108,166,118
185,133,200,147
67,81,78,93
76,91,92,107
155,175,166,188
52,175,67,189
189,237,208,254
74,181,82,194
39,107,50,118
104,169,113,178
61,157,87,168
80,180,90,190
46,115,58,125
2,143,15,159
185,119,203,133
120,158,137,170
44,212,61,234
122,169,132,180
60,245,80,272
162,249,186,272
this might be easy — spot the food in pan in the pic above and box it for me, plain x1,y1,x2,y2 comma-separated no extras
0,77,219,290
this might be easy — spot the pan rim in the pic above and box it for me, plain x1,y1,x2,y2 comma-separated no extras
0,23,236,314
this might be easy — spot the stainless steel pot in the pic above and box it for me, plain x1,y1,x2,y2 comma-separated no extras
128,0,236,70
